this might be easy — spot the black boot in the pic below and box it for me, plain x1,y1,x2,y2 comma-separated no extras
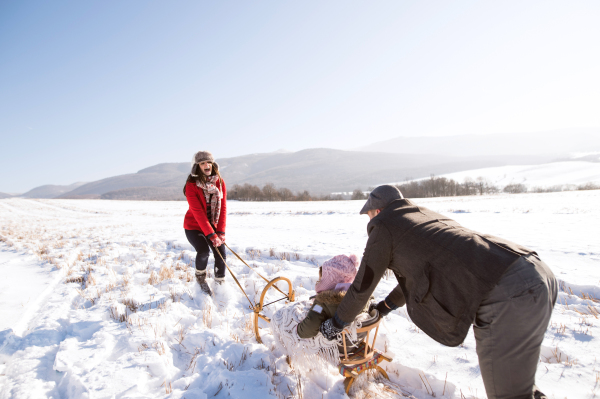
195,271,213,296
533,386,548,399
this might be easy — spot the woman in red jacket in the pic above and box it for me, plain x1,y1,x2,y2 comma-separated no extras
183,150,227,296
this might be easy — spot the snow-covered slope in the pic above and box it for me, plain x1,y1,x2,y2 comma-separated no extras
0,194,599,398
412,161,600,189
358,128,600,157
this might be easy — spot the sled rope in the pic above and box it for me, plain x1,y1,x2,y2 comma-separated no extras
214,246,255,308
224,243,288,298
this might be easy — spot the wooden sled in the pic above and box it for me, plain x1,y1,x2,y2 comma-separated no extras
338,311,393,394
252,276,295,344
217,245,295,344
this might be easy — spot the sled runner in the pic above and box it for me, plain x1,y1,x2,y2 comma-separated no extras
217,244,295,344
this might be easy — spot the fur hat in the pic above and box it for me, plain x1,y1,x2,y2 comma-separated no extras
191,151,215,176
315,254,359,293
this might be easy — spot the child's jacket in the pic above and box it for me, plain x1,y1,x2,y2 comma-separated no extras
297,290,371,339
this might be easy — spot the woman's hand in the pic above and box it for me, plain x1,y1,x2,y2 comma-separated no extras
209,235,223,247
217,232,226,244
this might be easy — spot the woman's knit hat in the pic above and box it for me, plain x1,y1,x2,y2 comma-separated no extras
315,254,359,293
191,151,215,176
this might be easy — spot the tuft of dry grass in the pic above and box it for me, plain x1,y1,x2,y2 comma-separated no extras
169,287,182,302
121,297,139,313
186,346,204,373
202,303,213,328
121,272,130,287
246,249,261,260
66,276,85,284
148,271,159,285
158,264,175,282
277,251,291,261
418,372,435,397
109,305,127,322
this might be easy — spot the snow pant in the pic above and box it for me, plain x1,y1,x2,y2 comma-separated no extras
184,229,226,279
473,253,557,399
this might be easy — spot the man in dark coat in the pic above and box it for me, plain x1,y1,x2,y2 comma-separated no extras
319,185,557,399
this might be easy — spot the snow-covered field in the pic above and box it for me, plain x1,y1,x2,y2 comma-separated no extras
428,161,600,189
0,192,599,399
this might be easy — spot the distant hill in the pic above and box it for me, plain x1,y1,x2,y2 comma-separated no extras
21,182,87,199
357,128,600,157
100,187,184,201
216,148,548,193
24,133,597,201
0,192,13,199
423,161,600,190
57,163,189,199
52,148,550,199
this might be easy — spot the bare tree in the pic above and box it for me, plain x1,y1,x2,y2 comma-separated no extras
278,187,294,201
503,183,527,194
296,190,312,201
351,189,366,200
262,183,278,201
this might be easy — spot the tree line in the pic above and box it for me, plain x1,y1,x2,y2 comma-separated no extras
394,175,500,198
229,183,345,201
229,177,600,202
394,175,599,198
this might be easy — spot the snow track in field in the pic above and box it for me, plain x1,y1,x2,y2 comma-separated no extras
0,192,599,398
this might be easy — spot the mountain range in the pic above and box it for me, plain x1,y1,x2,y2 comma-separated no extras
7,129,600,200
357,128,600,156
20,182,87,199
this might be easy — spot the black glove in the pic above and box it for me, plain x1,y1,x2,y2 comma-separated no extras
369,299,397,317
319,317,344,341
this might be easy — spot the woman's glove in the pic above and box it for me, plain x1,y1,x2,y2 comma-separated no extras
319,317,344,341
209,234,223,248
217,232,226,244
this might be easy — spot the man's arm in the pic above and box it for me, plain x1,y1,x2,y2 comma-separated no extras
385,273,406,309
335,220,394,324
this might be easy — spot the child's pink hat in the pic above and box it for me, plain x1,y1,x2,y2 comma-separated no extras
315,254,359,293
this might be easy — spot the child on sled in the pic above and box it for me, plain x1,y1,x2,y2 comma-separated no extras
297,254,373,339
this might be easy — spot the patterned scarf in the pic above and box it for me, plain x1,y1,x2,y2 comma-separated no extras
270,300,367,370
196,175,222,226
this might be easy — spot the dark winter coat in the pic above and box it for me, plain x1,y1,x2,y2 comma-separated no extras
297,290,371,339
336,199,535,347
184,180,227,238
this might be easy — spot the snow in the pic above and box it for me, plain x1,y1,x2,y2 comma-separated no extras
403,161,600,189
0,251,61,336
0,192,599,398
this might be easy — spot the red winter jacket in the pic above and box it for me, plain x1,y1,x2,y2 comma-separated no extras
184,179,227,238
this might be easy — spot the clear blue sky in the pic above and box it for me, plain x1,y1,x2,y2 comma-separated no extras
1,0,599,193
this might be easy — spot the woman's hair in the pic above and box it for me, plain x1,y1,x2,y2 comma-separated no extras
183,162,222,196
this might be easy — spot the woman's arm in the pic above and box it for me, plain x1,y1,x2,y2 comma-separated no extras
216,179,227,235
186,183,216,238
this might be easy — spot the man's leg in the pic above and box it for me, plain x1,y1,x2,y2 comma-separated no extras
474,254,557,399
